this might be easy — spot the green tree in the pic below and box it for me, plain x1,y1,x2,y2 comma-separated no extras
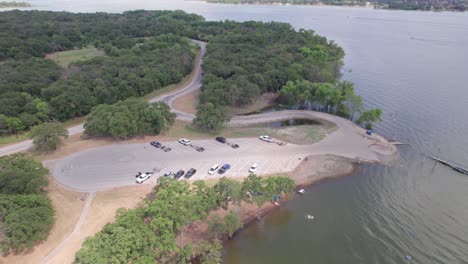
0,194,54,253
0,154,48,195
223,211,242,239
193,102,230,131
199,239,223,264
357,108,383,130
207,215,225,240
30,122,69,152
5,117,24,138
213,177,242,208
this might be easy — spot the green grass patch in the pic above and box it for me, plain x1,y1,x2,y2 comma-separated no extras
46,46,105,67
0,131,30,146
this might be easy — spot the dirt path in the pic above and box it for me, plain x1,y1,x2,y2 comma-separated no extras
40,192,95,264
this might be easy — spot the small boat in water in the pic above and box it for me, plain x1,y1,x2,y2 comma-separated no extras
297,189,305,195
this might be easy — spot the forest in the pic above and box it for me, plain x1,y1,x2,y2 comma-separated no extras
194,20,349,130
0,10,200,136
83,98,176,139
206,0,468,11
0,154,53,255
74,175,295,264
0,10,381,136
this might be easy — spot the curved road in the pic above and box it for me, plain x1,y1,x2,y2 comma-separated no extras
0,40,206,157
0,39,393,164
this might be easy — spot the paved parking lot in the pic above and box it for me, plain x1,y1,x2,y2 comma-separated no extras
48,138,309,191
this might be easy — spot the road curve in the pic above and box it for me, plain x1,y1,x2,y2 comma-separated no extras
0,40,207,157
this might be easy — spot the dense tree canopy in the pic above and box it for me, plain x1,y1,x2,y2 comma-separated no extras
75,175,295,263
195,20,345,130
0,10,199,136
84,98,175,139
0,154,53,254
279,80,363,119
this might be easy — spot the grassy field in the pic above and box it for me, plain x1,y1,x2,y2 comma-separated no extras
0,132,31,145
46,46,105,67
165,120,337,145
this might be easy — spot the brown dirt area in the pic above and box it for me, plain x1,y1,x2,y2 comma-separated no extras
172,88,200,115
45,184,153,264
0,178,86,264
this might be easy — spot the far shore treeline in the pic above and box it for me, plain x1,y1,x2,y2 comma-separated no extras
205,0,468,12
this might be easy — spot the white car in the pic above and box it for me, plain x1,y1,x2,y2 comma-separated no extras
249,163,258,173
179,138,191,146
259,135,272,142
163,171,172,177
136,171,153,184
208,164,220,175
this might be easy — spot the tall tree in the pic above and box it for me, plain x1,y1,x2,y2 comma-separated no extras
30,122,69,152
223,211,242,239
358,108,383,130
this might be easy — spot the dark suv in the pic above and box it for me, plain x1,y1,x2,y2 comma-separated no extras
174,170,185,179
216,137,227,143
185,168,197,178
150,141,162,148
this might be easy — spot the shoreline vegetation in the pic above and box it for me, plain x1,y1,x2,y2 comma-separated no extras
200,0,468,12
0,1,30,8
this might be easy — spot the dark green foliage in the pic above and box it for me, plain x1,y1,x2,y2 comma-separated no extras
0,154,48,195
195,20,344,130
30,122,69,152
0,10,198,134
279,80,363,119
84,98,176,139
193,102,230,131
0,154,53,254
0,194,54,253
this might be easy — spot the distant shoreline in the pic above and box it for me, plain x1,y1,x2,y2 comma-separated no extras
193,0,467,12
0,1,31,8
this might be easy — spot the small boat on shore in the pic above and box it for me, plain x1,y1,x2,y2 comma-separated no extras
297,189,305,195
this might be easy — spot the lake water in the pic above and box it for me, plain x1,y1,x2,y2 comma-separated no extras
9,1,468,263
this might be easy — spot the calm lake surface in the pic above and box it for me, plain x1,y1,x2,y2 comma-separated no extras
11,1,468,263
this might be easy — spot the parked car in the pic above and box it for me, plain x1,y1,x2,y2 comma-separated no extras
163,147,171,152
136,171,153,184
208,164,220,175
185,168,197,178
259,135,272,142
163,171,172,177
150,141,162,148
249,164,258,173
231,144,239,149
174,170,185,179
178,138,191,146
216,137,227,143
218,164,231,174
